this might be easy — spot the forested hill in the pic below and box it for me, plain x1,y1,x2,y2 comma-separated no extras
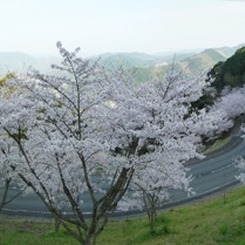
207,46,245,93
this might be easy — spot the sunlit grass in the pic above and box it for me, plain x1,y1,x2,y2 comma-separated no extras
0,186,245,245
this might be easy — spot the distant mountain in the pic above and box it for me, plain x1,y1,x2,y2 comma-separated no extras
215,43,245,58
93,52,194,69
0,43,244,81
124,48,232,83
0,52,60,76
178,48,227,75
134,44,245,82
95,44,244,82
96,52,159,68
176,44,245,75
0,52,35,75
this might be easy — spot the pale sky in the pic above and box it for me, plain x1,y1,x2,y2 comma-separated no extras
0,0,244,56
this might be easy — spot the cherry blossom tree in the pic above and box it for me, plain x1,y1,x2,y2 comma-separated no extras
0,43,233,244
0,44,137,245
210,87,245,119
129,160,192,231
0,73,28,214
213,87,245,186
235,157,245,183
235,123,245,184
111,71,232,230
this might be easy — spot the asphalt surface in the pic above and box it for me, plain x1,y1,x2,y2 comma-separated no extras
1,131,244,218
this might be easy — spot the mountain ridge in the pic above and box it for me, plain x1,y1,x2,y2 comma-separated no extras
0,43,244,78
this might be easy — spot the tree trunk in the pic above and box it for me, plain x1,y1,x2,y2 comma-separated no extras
147,203,157,232
148,210,156,232
0,179,11,214
85,235,96,245
54,217,61,233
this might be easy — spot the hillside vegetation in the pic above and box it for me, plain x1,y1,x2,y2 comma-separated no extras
0,186,244,245
208,46,245,93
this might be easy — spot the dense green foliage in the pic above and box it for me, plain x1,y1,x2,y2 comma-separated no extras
1,186,245,245
207,47,245,93
192,46,245,110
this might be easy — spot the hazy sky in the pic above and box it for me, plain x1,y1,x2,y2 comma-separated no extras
0,0,244,56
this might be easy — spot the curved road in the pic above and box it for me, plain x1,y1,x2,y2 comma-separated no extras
1,131,244,217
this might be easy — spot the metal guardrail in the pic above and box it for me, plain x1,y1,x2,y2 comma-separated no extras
2,180,240,219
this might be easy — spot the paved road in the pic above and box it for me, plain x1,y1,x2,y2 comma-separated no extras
168,133,242,203
1,132,244,217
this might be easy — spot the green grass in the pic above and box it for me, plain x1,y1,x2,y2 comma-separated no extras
0,186,245,245
204,135,232,155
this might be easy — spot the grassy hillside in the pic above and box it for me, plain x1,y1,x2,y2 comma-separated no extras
0,186,244,245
